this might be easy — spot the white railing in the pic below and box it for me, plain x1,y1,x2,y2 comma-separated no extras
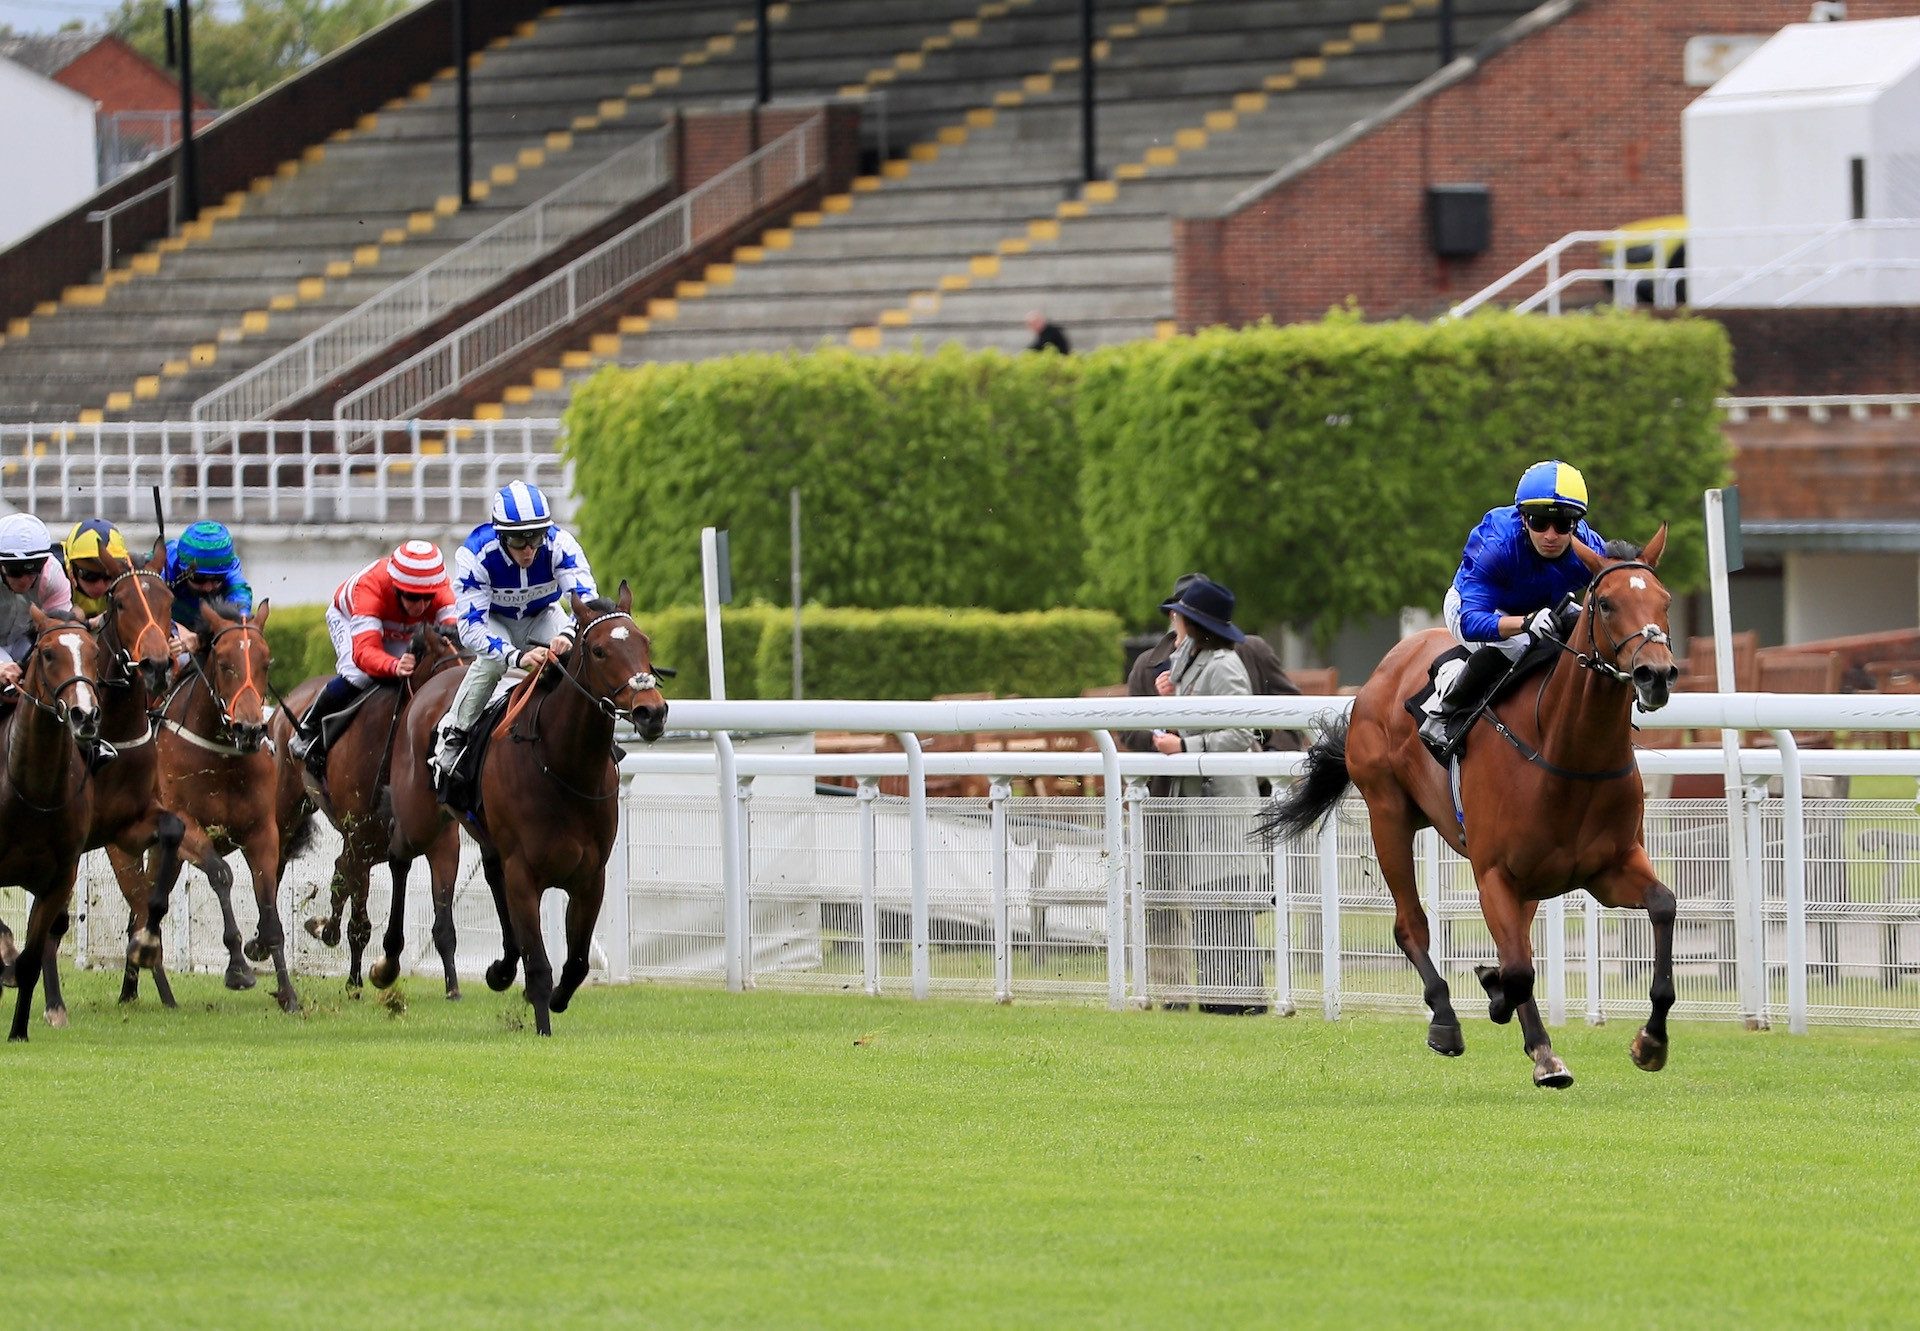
1721,394,1920,424
1450,219,1920,318
0,418,562,525
46,694,1920,1036
336,116,823,424
193,127,673,424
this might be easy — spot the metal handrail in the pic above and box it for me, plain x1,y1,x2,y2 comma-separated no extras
336,116,823,424
85,177,177,277
192,124,673,423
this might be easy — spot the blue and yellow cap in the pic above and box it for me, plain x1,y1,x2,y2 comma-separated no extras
1514,460,1588,514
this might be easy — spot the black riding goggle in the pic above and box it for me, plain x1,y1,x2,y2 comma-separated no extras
1,556,47,579
1522,508,1580,536
500,529,549,551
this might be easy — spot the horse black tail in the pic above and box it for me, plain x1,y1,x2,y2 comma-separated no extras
1253,717,1352,848
282,798,320,863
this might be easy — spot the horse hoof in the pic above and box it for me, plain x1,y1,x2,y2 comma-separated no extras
1426,1021,1465,1057
274,989,302,1014
45,1007,69,1030
1630,1028,1669,1073
445,986,462,1002
1533,1056,1574,1090
224,966,257,991
368,959,399,990
484,960,516,993
551,992,572,1015
243,937,271,964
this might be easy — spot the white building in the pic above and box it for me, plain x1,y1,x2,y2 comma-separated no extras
1684,16,1920,307
0,53,98,249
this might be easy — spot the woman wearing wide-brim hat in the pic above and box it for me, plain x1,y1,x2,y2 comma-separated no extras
1150,577,1268,1015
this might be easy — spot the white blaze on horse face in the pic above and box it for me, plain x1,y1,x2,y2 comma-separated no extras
1629,576,1647,590
609,626,630,641
59,635,95,715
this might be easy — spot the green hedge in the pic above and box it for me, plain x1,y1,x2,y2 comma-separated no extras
1077,311,1731,637
558,311,1731,643
636,605,1122,701
263,605,333,696
565,343,1084,612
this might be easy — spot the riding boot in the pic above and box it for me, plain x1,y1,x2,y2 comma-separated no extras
431,726,470,798
290,675,361,774
1419,643,1516,750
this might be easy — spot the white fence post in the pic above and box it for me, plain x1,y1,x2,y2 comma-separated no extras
1773,730,1809,1034
605,773,633,983
899,731,930,1000
1318,811,1341,1021
989,776,1011,1004
1125,778,1150,1007
856,777,879,997
1584,892,1604,1025
1096,730,1125,1011
713,732,745,993
1271,811,1293,1017
1545,894,1567,1027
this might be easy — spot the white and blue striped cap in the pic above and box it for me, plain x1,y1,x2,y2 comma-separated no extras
491,481,552,533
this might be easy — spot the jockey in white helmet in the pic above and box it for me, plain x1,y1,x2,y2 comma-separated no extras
429,482,597,798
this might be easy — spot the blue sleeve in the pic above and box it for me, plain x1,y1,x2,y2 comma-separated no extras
453,543,502,657
1452,519,1508,642
226,573,254,616
1577,519,1608,554
552,530,597,604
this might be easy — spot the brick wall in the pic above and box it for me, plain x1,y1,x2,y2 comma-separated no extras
1705,308,1920,396
1732,415,1920,522
54,36,210,117
1176,0,1920,331
675,103,863,193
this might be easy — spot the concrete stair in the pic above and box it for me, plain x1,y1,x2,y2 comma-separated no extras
487,0,1535,416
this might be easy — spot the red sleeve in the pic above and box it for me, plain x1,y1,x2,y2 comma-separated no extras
351,627,400,678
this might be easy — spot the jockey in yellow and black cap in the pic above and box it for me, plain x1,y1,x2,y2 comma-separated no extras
62,518,132,619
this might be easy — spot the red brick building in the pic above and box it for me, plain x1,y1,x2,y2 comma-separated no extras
0,32,211,181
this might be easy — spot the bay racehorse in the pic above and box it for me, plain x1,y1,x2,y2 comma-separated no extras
78,549,219,1010
0,608,103,1040
120,601,302,1012
1257,531,1681,1088
389,585,666,1035
270,623,467,994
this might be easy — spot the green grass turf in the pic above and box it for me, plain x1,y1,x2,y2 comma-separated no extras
5,972,1919,1329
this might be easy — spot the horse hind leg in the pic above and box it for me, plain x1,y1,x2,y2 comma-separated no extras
0,918,17,987
425,830,462,1000
343,862,373,989
242,836,300,1014
1480,885,1570,1089
304,856,349,950
549,875,605,1016
1366,798,1463,1057
480,850,520,994
502,862,554,1036
41,911,70,1028
369,854,410,991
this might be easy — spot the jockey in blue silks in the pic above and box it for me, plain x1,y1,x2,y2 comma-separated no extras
165,521,253,657
430,481,597,793
1418,460,1608,747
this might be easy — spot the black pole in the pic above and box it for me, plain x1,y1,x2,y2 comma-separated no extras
755,0,771,105
1439,0,1455,65
174,0,198,224
1079,0,1095,182
454,0,472,204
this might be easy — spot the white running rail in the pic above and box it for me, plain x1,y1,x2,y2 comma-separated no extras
192,126,672,423
336,116,823,424
1450,219,1920,318
0,418,562,525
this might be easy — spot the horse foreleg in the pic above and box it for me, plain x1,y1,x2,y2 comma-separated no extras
1367,799,1462,1056
503,862,554,1036
369,853,410,991
1592,854,1676,1073
241,834,299,1014
549,873,605,1016
1478,877,1569,1089
343,859,373,989
40,905,69,1028
10,874,73,1042
480,849,520,994
306,854,349,950
426,828,462,1000
0,917,17,987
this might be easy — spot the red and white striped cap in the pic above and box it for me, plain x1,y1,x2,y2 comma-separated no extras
388,540,447,594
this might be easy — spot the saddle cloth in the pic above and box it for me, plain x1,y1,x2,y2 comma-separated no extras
1402,635,1562,766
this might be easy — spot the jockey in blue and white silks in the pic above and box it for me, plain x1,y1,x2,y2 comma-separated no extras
1418,460,1608,747
430,481,597,788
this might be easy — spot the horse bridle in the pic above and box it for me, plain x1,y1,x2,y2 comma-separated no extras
552,610,661,725
1567,561,1672,684
98,568,173,705
0,623,103,811
178,619,271,744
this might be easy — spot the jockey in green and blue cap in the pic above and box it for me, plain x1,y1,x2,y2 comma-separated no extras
164,521,253,655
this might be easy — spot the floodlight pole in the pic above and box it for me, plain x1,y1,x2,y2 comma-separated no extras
173,0,199,224
1439,0,1456,64
755,0,772,104
1079,0,1097,182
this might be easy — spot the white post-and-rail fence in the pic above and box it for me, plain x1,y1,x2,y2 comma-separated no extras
35,693,1920,1035
0,419,563,526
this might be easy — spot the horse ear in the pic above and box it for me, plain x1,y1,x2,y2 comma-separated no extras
1641,524,1669,569
252,598,271,628
201,603,231,632
145,542,166,573
1572,538,1606,574
28,602,53,632
616,579,632,614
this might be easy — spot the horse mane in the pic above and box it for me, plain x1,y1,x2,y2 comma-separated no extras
582,596,618,615
203,597,249,622
1603,538,1643,561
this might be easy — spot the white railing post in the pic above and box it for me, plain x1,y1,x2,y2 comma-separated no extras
1125,777,1150,1008
1318,810,1341,1021
713,731,745,993
989,776,1012,1004
1584,892,1604,1025
856,776,879,997
899,731,930,999
1772,730,1808,1034
1545,893,1566,1027
1096,729,1125,1011
606,772,633,983
1270,804,1293,1017
1420,827,1444,977
736,774,755,989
